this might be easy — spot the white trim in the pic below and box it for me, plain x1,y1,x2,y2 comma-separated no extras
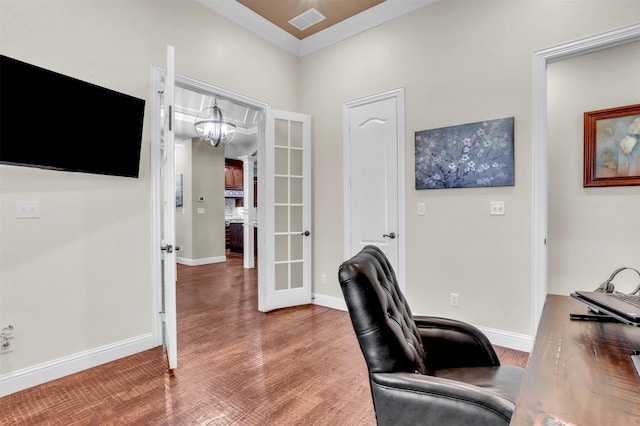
299,0,437,57
150,65,163,348
0,334,154,397
312,297,532,352
197,0,435,57
477,326,532,353
313,293,347,311
198,0,300,56
343,87,406,294
257,109,268,312
531,23,640,333
177,256,226,266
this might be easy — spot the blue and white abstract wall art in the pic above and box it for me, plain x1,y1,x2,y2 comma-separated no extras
415,117,515,189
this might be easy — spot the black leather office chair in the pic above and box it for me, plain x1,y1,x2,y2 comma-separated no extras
338,245,524,426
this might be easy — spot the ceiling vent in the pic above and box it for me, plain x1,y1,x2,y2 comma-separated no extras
288,8,326,31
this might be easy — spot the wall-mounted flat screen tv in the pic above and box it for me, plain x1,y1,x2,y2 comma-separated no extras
0,55,145,178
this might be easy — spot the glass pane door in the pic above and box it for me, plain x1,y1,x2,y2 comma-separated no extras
261,111,311,311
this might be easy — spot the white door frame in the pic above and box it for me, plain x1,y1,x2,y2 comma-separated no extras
150,67,269,348
343,88,406,293
530,23,640,333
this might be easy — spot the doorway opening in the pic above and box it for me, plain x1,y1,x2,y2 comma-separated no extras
151,66,269,354
172,84,262,268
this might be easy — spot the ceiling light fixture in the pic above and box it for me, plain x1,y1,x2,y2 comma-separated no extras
194,98,237,147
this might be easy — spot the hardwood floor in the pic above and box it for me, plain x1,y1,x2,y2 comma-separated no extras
0,253,529,425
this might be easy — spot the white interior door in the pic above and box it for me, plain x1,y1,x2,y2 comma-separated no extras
344,89,405,286
259,110,312,311
160,46,177,370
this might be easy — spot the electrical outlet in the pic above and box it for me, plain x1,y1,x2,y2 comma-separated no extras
16,200,40,218
450,293,459,307
321,274,327,285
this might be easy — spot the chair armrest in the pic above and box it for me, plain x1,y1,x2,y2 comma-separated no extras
414,315,500,369
370,372,514,426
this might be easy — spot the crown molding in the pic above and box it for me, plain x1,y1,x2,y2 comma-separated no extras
197,0,437,57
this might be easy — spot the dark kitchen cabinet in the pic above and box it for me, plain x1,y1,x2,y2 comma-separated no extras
228,222,258,256
224,159,243,190
229,222,243,253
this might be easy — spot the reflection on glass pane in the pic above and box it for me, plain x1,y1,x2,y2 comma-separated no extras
291,149,303,176
291,261,303,289
275,206,288,232
275,177,288,204
290,177,302,204
275,263,289,290
275,234,288,262
290,206,302,232
290,121,303,148
290,234,302,261
275,147,288,175
275,119,288,146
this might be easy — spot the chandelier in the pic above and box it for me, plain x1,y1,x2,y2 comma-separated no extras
194,98,237,147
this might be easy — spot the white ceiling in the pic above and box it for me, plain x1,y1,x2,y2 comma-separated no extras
173,86,261,155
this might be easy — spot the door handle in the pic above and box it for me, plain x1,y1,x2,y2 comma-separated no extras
301,230,310,236
383,232,396,239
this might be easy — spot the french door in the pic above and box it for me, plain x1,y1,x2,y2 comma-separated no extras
151,46,177,371
152,50,314,369
259,110,312,311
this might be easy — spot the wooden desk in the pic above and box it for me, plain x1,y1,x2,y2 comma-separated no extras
511,294,640,425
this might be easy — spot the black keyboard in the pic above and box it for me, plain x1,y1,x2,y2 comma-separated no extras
611,292,640,309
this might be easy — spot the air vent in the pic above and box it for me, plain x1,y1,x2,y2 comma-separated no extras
288,8,326,31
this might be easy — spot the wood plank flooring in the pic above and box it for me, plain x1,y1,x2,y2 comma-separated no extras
0,253,529,425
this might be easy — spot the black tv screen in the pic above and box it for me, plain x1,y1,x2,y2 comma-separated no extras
0,55,145,178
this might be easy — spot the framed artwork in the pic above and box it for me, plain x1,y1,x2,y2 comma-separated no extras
584,104,640,187
176,174,183,207
415,117,515,189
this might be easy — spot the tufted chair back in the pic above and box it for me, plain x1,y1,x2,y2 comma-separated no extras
338,245,428,375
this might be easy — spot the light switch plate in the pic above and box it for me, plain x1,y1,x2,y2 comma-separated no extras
16,200,40,218
490,201,505,216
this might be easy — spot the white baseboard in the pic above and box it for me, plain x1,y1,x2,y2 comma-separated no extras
312,293,347,311
477,326,532,353
177,255,226,266
312,293,532,353
0,333,155,397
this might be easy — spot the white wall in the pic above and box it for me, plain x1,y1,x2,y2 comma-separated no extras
2,0,639,394
301,0,640,339
0,0,299,388
548,42,640,296
191,140,226,261
176,138,226,264
176,140,194,260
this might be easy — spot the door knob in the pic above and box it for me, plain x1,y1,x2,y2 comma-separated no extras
383,232,396,239
301,230,310,236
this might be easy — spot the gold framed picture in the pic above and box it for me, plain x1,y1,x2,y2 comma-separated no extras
584,104,640,187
